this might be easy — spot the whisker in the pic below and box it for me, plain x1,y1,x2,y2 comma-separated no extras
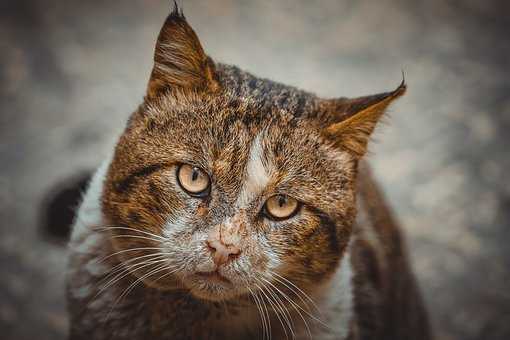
94,257,168,299
110,234,166,243
255,282,291,340
258,289,272,340
150,262,185,286
255,285,272,340
247,284,269,340
261,277,312,340
118,262,180,303
94,226,167,241
105,263,176,321
258,279,296,340
86,257,163,311
269,275,314,318
271,272,322,316
264,275,332,332
97,247,165,263
99,253,168,287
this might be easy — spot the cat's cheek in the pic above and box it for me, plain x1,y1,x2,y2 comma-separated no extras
161,211,194,241
160,210,210,273
262,214,331,276
259,234,283,272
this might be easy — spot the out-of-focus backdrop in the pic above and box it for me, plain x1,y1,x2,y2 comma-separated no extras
1,0,509,339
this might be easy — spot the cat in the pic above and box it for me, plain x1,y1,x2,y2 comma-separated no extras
67,4,431,340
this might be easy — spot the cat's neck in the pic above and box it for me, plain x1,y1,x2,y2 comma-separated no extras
69,159,354,339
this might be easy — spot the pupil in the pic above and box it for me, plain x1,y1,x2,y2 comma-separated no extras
191,168,199,181
278,196,286,207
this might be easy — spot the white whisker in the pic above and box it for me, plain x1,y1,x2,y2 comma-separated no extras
110,234,166,243
261,277,313,340
95,258,169,299
255,282,291,340
105,263,179,321
271,272,322,316
98,247,165,263
95,226,167,241
259,279,296,340
247,283,270,340
99,253,168,286
264,275,332,332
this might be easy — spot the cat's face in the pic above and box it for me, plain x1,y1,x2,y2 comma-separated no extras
103,91,356,300
101,8,404,301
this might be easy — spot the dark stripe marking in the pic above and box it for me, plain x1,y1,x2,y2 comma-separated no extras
309,206,340,254
113,164,165,193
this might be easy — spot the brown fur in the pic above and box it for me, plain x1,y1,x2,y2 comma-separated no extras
348,162,431,340
67,5,430,340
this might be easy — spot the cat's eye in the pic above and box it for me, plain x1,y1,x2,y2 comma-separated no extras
176,164,210,197
263,195,300,220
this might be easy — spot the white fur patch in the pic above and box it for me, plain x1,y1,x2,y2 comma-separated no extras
68,154,115,285
330,251,354,339
236,133,272,208
68,154,113,300
312,249,354,340
162,213,188,239
69,157,111,251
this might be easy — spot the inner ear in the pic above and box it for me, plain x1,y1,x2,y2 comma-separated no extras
320,80,406,158
146,4,220,98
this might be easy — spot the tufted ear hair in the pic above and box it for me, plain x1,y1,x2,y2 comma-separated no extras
146,3,220,98
321,80,406,158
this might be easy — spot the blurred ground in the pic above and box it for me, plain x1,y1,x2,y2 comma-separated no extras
1,0,510,339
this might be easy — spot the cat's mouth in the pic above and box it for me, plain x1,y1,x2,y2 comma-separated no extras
184,270,241,301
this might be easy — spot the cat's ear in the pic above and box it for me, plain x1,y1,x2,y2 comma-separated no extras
321,80,406,158
146,4,219,98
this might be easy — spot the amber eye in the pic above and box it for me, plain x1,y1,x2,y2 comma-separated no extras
176,164,210,197
263,195,300,220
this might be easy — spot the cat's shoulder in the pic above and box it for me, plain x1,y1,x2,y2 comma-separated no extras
350,161,432,340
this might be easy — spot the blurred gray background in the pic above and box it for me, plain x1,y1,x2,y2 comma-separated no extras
1,0,509,339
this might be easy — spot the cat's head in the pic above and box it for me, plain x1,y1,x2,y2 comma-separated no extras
101,6,405,301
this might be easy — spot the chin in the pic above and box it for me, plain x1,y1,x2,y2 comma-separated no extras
184,273,245,301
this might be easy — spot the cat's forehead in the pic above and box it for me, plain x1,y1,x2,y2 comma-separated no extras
140,89,353,206
147,87,308,144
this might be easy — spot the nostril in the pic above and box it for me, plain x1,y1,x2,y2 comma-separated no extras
227,246,241,259
228,251,240,260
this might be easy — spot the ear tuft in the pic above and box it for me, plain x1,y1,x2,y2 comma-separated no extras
146,4,219,98
170,1,184,18
323,80,407,158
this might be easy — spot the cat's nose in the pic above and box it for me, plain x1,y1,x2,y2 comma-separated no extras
206,239,241,267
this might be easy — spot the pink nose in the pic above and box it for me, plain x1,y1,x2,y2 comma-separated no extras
206,239,241,267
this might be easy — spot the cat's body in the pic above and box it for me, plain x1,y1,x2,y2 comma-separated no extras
67,6,430,340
